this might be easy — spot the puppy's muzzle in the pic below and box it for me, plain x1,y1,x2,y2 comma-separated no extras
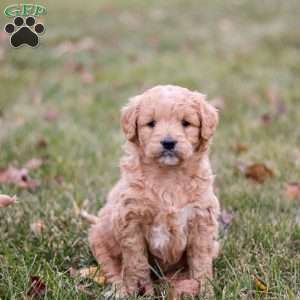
159,137,180,165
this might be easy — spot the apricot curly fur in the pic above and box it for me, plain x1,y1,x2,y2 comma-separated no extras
89,85,220,297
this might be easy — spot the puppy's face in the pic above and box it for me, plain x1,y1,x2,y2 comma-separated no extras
121,85,218,166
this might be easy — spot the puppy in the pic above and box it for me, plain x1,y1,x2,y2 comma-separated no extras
89,85,220,297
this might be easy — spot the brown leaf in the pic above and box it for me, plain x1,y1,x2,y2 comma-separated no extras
24,158,43,170
19,177,40,190
245,163,274,183
253,275,268,292
285,182,300,199
0,166,40,190
232,143,249,155
54,175,64,185
30,220,46,236
0,194,17,208
27,275,46,299
36,138,48,149
70,266,106,285
260,113,272,125
0,166,26,183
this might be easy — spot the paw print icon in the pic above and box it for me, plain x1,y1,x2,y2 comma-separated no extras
4,16,45,48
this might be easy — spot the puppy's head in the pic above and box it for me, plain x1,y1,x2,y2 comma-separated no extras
121,85,218,166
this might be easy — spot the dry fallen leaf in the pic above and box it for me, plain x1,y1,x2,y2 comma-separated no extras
253,275,268,292
245,163,274,183
27,275,46,299
233,143,249,155
80,210,100,224
0,166,40,190
285,182,300,199
70,266,106,285
0,159,42,190
30,220,46,236
54,175,64,185
36,137,48,149
0,194,17,208
260,113,272,125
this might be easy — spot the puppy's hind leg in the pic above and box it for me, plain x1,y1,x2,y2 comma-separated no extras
89,221,122,289
186,208,219,297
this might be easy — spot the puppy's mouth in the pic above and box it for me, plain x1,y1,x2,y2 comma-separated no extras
158,150,180,166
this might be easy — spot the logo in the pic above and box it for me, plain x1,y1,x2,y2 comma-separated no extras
3,3,47,48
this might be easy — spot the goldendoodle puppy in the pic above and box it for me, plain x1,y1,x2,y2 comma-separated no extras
89,85,220,297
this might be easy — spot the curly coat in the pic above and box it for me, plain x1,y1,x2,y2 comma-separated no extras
89,85,220,297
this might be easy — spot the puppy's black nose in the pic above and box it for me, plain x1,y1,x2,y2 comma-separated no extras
161,138,177,150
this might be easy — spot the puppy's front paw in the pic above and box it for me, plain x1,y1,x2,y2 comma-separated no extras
111,281,154,298
173,279,199,296
139,282,154,296
105,281,128,299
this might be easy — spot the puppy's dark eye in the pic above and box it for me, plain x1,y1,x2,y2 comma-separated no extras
147,120,156,128
181,120,191,127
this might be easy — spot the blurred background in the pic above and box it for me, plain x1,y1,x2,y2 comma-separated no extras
0,0,300,299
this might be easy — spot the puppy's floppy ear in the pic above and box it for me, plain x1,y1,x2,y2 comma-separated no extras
121,96,141,142
193,92,219,140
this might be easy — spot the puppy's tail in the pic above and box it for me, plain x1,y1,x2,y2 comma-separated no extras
80,210,100,224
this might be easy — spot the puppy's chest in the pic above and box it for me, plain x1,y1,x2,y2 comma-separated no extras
147,183,192,209
145,184,193,265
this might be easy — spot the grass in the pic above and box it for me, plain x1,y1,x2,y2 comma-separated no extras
0,0,300,299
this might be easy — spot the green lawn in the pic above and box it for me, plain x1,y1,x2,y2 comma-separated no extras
1,0,300,299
